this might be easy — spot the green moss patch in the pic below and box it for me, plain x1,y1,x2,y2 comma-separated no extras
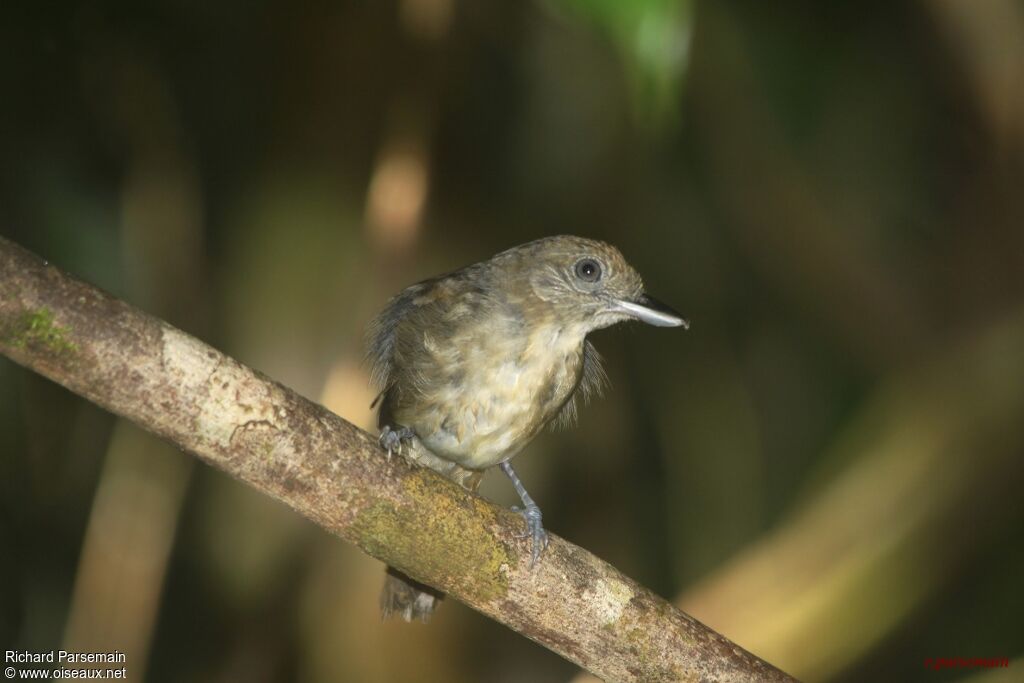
5,307,78,355
352,471,514,603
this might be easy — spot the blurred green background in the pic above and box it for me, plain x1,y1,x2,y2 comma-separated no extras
2,1,1023,682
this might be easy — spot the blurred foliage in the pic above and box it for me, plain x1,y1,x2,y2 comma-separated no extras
1,0,1023,682
551,0,695,127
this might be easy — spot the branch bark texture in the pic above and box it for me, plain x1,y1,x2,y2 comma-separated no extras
0,236,796,683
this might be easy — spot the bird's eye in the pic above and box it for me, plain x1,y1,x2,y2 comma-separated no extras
574,258,602,283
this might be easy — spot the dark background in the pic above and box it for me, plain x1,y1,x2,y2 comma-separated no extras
2,1,1023,681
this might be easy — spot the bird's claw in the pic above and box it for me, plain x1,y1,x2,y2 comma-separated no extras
379,425,415,460
512,503,549,568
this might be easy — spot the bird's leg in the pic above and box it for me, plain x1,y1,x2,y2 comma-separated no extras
499,461,549,567
378,424,415,460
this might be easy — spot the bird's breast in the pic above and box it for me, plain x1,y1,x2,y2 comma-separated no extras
397,323,584,469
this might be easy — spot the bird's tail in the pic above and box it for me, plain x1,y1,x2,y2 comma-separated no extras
380,566,444,622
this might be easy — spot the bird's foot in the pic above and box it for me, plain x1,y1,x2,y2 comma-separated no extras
511,502,549,568
379,425,415,460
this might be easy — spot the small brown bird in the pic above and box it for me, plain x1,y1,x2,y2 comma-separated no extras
367,235,686,621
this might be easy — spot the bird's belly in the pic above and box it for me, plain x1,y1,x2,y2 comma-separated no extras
405,354,579,469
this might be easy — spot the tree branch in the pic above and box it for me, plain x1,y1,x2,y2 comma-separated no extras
0,236,796,683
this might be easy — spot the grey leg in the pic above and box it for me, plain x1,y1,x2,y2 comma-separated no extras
379,424,415,460
499,461,549,567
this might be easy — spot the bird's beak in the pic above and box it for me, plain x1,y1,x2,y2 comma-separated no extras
615,294,689,328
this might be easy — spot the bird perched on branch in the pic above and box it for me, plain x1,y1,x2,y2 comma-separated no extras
367,235,686,621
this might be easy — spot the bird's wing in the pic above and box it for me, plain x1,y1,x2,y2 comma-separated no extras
551,339,608,429
366,279,435,395
367,261,492,394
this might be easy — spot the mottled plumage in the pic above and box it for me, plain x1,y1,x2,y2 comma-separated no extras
367,235,685,621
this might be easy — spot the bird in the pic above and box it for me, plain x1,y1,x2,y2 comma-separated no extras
366,235,686,621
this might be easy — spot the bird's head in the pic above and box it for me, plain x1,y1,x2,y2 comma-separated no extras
502,235,687,333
